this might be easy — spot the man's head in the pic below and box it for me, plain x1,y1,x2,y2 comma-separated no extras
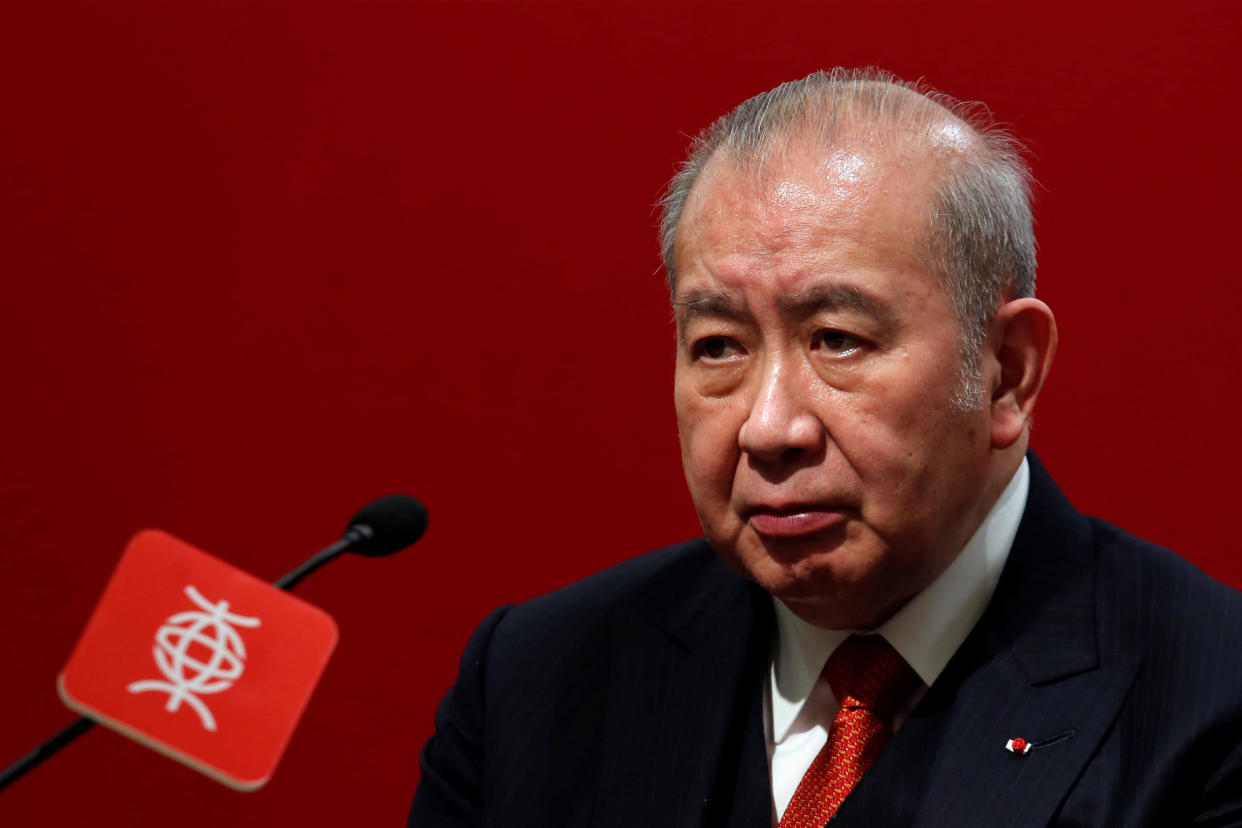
663,69,1057,630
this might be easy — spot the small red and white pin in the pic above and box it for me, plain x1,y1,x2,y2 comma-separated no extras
1005,737,1031,755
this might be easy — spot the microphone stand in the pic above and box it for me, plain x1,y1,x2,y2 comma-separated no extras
0,718,96,793
0,528,372,794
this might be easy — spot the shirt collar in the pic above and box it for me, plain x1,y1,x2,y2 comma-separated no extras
769,458,1030,743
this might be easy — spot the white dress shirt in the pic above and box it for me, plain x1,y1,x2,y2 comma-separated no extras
766,459,1030,821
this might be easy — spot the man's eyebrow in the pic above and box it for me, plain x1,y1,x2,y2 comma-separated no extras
671,284,900,337
777,285,898,330
671,291,748,326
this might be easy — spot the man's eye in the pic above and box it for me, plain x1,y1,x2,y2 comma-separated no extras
695,336,738,360
815,330,862,355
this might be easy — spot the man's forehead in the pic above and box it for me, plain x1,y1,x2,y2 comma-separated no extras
683,137,942,234
675,141,942,279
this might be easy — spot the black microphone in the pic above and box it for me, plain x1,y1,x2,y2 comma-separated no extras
0,494,428,794
275,494,429,589
343,494,430,557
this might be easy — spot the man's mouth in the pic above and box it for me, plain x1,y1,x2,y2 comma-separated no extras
744,506,849,538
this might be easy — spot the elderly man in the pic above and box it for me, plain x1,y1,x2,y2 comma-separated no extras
409,70,1242,826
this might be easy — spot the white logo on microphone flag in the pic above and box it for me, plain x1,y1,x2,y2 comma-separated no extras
127,585,261,732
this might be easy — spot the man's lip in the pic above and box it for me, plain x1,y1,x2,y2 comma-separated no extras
744,506,850,538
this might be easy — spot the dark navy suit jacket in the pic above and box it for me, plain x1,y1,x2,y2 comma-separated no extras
409,457,1242,826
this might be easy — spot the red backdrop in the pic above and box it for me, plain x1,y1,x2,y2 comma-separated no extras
3,1,1240,824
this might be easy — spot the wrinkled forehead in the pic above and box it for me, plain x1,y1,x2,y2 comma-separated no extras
676,135,945,264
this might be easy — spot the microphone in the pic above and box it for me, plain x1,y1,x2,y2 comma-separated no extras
344,494,430,557
275,494,429,589
0,494,428,794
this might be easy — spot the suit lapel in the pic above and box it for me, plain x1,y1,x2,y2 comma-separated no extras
835,455,1142,827
591,552,773,828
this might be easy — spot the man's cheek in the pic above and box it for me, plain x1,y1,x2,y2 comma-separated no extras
696,421,741,478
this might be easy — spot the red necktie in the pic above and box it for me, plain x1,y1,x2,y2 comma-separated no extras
777,635,921,827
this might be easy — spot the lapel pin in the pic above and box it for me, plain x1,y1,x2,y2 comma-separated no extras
1006,737,1030,755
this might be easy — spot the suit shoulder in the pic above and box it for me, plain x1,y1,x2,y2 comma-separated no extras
1088,516,1242,660
1089,516,1242,608
484,538,730,653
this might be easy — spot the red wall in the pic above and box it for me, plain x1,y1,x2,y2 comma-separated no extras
3,1,1239,823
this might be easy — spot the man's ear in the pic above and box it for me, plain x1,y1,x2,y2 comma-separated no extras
988,298,1058,449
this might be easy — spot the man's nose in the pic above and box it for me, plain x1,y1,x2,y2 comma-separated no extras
737,355,824,464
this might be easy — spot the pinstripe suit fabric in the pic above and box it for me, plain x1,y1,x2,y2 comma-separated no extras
410,455,1242,826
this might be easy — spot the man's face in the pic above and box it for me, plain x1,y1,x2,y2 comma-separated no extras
672,143,997,630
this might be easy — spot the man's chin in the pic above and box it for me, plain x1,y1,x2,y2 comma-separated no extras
771,583,900,631
728,541,898,629
749,522,852,564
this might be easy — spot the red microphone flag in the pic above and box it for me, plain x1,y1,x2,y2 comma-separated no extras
58,530,339,790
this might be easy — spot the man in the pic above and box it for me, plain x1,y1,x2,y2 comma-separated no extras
409,69,1242,826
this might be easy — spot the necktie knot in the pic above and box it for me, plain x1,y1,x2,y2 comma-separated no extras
822,634,920,717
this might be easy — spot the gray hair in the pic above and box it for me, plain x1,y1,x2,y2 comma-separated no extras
657,68,1036,364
